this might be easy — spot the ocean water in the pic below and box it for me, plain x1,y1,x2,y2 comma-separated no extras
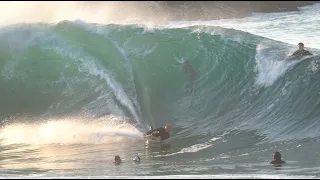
1,2,320,179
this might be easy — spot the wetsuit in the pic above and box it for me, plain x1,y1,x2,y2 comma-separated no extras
146,127,170,141
291,49,313,58
270,159,286,164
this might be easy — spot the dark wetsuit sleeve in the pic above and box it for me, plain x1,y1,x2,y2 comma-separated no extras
291,50,313,57
301,50,313,56
270,160,286,164
146,129,154,135
146,128,163,136
305,50,313,55
146,127,170,141
291,50,299,56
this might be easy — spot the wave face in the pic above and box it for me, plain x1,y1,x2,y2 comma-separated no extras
1,21,320,144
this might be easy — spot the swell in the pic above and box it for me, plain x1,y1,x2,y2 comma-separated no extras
1,21,320,144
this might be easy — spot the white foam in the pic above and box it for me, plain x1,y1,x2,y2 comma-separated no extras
154,136,223,157
254,43,304,86
167,3,320,50
0,115,143,145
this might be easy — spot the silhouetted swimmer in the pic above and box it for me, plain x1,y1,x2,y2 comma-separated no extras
288,42,313,60
145,124,172,141
114,155,121,165
270,151,286,167
183,59,197,85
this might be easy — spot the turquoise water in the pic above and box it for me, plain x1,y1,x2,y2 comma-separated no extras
1,3,320,179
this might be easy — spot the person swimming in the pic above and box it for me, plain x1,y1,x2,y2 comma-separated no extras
288,42,313,59
183,59,197,84
114,155,121,165
145,124,172,141
270,151,286,165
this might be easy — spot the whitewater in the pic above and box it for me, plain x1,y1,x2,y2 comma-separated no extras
1,2,320,179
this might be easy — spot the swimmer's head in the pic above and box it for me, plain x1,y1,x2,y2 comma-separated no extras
114,155,121,164
273,151,282,161
298,42,304,50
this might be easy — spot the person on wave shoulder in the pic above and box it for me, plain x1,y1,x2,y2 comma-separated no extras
144,124,172,141
288,42,313,60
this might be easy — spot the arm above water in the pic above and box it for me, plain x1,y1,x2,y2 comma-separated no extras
287,50,313,60
305,50,313,56
146,127,163,135
291,50,300,57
